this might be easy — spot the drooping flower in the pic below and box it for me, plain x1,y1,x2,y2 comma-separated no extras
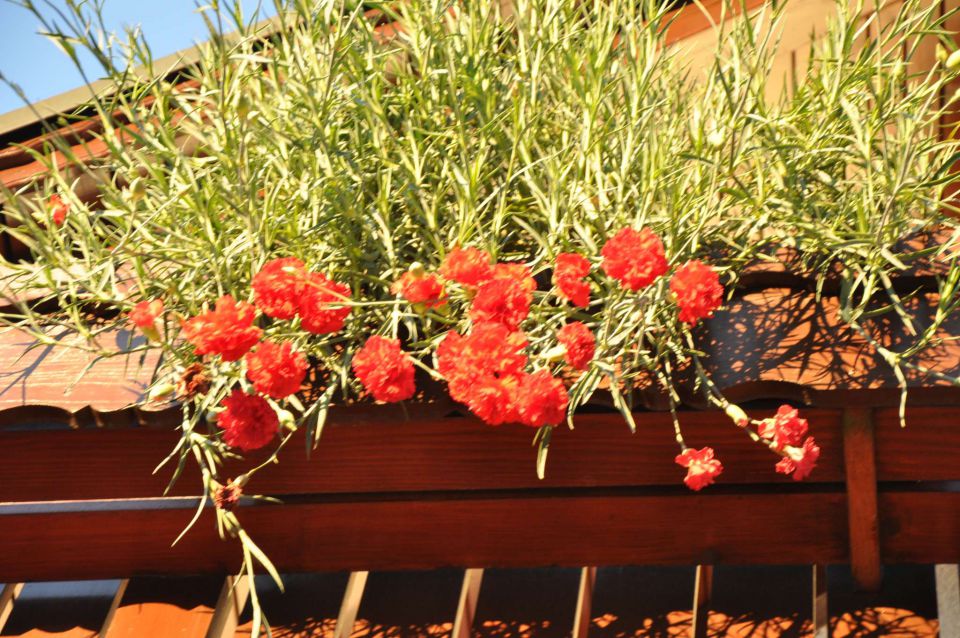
439,246,494,289
758,404,809,451
245,340,308,399
181,295,262,362
469,277,532,329
775,437,821,481
352,335,416,402
675,446,723,491
392,264,446,309
217,389,279,451
670,260,724,325
492,262,537,293
251,257,307,320
437,323,529,425
553,252,591,307
178,363,210,398
129,298,164,334
515,369,569,427
556,321,596,370
213,481,243,511
600,227,668,291
49,195,68,227
299,272,351,334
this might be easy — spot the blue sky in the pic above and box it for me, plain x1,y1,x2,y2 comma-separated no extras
0,1,277,116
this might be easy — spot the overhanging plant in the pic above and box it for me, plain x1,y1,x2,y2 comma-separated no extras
2,0,960,632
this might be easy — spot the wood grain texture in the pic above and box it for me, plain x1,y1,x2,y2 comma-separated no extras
881,492,960,564
0,408,847,503
843,408,881,591
0,491,848,582
5,405,960,504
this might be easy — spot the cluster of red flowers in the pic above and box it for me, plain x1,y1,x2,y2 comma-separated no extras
392,266,446,309
553,253,591,307
437,322,569,427
598,226,724,325
181,296,263,362
670,260,724,325
352,336,416,402
556,321,595,370
130,235,820,490
601,227,668,291
251,258,351,334
759,405,820,481
217,389,280,451
246,341,308,399
673,404,820,490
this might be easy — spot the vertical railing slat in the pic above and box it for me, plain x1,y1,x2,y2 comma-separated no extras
812,565,828,638
0,582,24,633
205,576,250,638
691,565,713,638
936,564,960,638
333,571,369,638
572,567,597,638
452,568,484,638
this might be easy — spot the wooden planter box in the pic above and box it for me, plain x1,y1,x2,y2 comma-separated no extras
1,285,958,589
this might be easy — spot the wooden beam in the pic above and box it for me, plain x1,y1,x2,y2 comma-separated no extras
0,492,849,582
843,407,882,591
692,565,713,638
333,571,368,638
572,567,597,638
206,576,250,638
937,565,960,638
812,565,828,638
0,407,850,503
452,568,484,638
0,582,24,633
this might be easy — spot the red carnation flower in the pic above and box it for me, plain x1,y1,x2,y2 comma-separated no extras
181,295,262,362
556,321,595,370
49,195,68,227
437,324,529,425
492,262,537,293
252,257,307,320
439,246,494,289
462,375,521,426
675,446,723,491
600,227,668,291
469,277,532,329
392,269,446,309
352,335,416,402
299,272,351,334
245,340,307,399
775,437,820,481
553,252,591,307
758,404,809,451
129,299,164,330
670,260,724,325
515,370,569,427
217,389,279,451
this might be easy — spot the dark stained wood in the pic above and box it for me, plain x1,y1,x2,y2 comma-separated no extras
843,408,881,591
881,492,960,564
0,491,849,582
0,409,847,503
873,406,960,481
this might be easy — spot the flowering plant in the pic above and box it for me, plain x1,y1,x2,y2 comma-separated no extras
2,0,960,632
